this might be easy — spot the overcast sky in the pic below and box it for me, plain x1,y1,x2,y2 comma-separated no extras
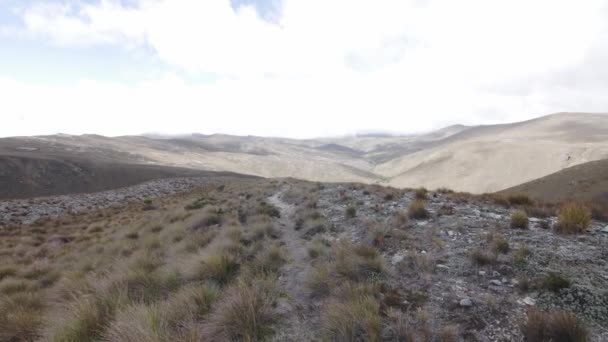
1,0,608,138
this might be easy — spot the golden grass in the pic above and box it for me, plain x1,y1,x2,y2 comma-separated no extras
556,202,592,234
510,210,529,229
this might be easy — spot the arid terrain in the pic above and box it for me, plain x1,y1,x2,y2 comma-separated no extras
3,113,607,196
0,177,606,341
1,112,607,341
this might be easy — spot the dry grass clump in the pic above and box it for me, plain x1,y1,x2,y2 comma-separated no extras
507,194,534,206
45,288,123,342
322,295,381,341
0,278,34,295
415,187,428,200
307,264,333,297
408,200,430,220
0,266,17,281
555,203,591,234
393,210,410,229
196,251,240,285
510,210,529,229
248,244,287,277
335,243,386,282
307,237,329,259
521,309,588,342
471,247,496,266
202,277,279,341
488,232,510,254
0,291,44,342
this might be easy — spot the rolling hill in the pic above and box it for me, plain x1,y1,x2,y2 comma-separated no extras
499,158,608,204
1,112,607,198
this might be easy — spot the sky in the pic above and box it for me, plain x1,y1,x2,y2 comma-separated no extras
1,0,608,138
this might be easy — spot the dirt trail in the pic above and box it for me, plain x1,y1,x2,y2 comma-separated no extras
269,188,319,341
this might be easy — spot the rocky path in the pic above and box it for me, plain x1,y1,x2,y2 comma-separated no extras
269,188,318,341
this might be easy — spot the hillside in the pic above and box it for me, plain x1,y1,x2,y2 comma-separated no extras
0,154,246,199
499,159,608,203
375,113,608,192
2,112,607,197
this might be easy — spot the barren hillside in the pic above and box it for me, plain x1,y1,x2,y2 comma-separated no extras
2,112,607,198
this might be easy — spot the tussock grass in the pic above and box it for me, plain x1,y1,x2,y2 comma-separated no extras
0,291,44,342
471,248,496,266
415,187,428,200
322,295,381,342
510,210,529,229
335,243,386,282
202,277,279,341
408,200,430,220
196,251,240,285
522,309,588,342
556,203,591,234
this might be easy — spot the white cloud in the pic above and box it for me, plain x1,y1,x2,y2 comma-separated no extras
3,0,608,137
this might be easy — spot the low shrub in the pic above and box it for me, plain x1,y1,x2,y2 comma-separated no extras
257,202,281,218
542,272,570,293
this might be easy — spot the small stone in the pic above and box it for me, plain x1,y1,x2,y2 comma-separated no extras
492,271,501,277
478,271,486,276
459,298,473,307
447,230,455,236
600,226,608,234
519,297,536,306
391,253,405,265
490,280,502,286
501,277,508,284
437,264,449,270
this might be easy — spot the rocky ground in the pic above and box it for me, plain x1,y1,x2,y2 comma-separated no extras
0,177,234,226
1,177,606,341
276,181,608,341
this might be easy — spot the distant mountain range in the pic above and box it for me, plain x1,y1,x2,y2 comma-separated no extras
1,112,607,198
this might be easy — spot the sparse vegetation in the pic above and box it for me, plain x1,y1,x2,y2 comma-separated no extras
408,200,430,220
542,272,571,293
521,309,588,342
471,247,496,266
346,205,357,218
510,210,529,229
415,187,428,200
555,202,591,234
0,177,605,341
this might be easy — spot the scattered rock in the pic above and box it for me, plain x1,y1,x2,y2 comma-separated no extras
460,298,473,307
